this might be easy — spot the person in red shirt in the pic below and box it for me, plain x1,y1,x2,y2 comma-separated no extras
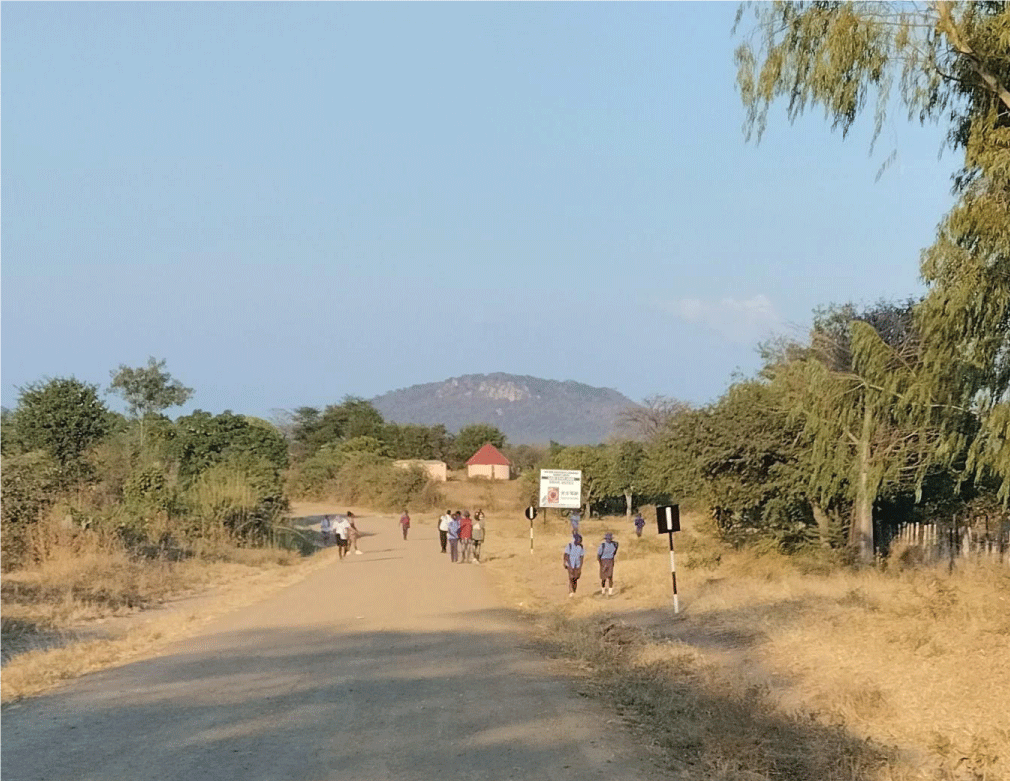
459,510,474,563
399,509,411,541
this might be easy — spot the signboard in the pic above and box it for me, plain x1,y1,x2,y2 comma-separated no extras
525,505,538,521
656,504,681,534
539,469,582,509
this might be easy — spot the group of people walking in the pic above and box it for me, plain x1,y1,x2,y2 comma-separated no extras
320,512,363,560
437,509,486,563
321,506,634,598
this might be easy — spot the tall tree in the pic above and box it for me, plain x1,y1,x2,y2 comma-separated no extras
605,441,646,516
735,1,1010,497
109,357,193,446
290,398,387,458
552,445,608,519
11,377,110,478
450,424,506,468
647,381,820,549
768,302,959,561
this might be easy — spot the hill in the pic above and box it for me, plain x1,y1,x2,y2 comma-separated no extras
371,373,639,445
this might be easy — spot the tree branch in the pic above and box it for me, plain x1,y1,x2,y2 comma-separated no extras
935,1,1010,112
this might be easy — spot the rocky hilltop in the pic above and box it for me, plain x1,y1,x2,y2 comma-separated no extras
371,373,639,445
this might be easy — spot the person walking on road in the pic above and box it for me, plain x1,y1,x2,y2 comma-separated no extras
438,510,452,553
597,532,619,596
633,512,646,538
333,514,351,560
447,512,461,563
472,513,486,563
320,515,334,547
399,509,411,541
346,511,363,555
564,534,585,597
569,511,581,538
459,511,473,563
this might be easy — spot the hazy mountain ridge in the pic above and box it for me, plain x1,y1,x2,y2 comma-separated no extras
371,373,639,445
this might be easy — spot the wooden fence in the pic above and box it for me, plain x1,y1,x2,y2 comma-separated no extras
881,520,1010,565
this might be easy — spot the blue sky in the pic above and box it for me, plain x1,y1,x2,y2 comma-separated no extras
2,2,956,420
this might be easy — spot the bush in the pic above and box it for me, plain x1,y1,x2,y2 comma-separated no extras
288,450,444,512
1,451,63,570
185,458,287,543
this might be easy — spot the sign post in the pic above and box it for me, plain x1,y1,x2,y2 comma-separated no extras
656,504,682,613
525,505,537,553
539,469,582,511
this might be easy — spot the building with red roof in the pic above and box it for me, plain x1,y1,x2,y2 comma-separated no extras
465,443,512,481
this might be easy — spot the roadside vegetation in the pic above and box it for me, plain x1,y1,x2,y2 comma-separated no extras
477,6,1010,780
0,360,309,696
480,507,1009,781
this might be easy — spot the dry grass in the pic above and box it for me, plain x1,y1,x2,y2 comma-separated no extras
0,514,318,703
439,472,530,514
481,508,1010,781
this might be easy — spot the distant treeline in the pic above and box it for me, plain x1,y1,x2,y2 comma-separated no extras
540,301,1008,562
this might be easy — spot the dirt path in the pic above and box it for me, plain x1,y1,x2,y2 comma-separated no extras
2,513,663,781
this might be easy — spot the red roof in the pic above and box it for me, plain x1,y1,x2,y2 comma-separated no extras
466,443,511,466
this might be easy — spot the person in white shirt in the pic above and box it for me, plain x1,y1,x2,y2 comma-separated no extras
333,513,354,560
437,510,452,554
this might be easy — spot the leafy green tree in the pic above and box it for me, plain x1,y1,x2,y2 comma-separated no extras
109,357,193,419
339,398,387,440
10,377,110,478
767,302,962,561
735,0,1010,497
450,424,506,468
290,397,387,457
383,423,450,461
1,450,63,566
171,410,288,480
501,443,546,475
551,445,608,519
605,441,646,516
647,382,819,549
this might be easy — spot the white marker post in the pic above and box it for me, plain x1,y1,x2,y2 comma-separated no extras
656,505,681,614
525,505,538,553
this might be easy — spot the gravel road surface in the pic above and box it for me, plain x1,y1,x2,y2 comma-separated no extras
2,515,661,781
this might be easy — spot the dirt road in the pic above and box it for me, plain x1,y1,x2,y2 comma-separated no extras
2,515,661,781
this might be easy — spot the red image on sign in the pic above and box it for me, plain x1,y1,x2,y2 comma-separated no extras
547,487,560,504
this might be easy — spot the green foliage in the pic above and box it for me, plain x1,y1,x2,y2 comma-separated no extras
451,424,506,468
108,357,193,419
9,377,110,478
185,459,285,541
648,381,818,550
291,397,387,457
0,451,62,568
501,443,546,475
548,445,607,516
1,451,61,529
767,301,966,560
172,410,288,481
735,1,1010,498
383,423,450,461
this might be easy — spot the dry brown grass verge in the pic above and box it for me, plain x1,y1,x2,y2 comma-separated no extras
0,516,330,704
482,511,1010,781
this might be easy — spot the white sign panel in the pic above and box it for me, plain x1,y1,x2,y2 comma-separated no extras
539,469,582,509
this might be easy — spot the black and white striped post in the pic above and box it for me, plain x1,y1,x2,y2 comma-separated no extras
525,505,538,553
656,505,681,614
